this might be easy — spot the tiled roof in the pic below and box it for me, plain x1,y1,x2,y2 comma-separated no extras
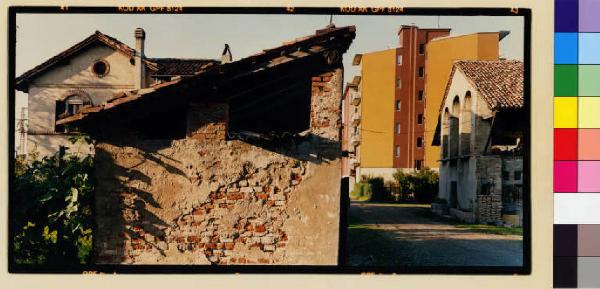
57,25,356,126
432,60,524,146
15,30,159,92
15,30,221,91
452,60,524,110
150,58,219,76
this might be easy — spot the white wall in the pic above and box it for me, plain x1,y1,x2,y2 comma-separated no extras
24,45,146,157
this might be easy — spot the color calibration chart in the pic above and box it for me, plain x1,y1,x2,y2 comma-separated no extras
554,0,600,288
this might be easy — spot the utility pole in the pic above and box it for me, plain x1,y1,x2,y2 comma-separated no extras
16,107,27,155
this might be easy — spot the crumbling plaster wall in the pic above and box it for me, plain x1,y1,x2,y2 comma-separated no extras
94,68,344,265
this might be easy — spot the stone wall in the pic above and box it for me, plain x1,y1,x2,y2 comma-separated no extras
94,67,343,265
474,156,503,223
475,195,502,223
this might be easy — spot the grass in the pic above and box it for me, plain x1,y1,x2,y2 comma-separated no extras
351,199,432,207
413,209,523,236
454,224,523,235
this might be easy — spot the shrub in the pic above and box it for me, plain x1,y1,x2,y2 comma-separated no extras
362,176,388,202
392,167,439,204
350,181,372,201
12,139,94,266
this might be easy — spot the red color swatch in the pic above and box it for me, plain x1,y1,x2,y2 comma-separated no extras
555,128,578,160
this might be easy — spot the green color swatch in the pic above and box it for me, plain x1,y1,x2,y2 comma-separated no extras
555,65,578,96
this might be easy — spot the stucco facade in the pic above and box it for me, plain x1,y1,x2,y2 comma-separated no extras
16,29,218,158
25,45,145,156
356,49,396,171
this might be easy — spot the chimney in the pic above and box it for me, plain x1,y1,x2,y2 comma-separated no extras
221,44,232,64
134,28,146,89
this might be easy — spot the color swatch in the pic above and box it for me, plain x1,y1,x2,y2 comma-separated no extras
554,0,600,288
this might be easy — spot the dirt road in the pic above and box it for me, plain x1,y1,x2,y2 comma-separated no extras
346,202,523,267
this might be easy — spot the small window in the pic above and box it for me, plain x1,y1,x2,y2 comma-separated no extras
418,67,424,78
514,171,523,181
502,171,510,181
67,99,83,115
396,78,402,88
419,44,425,54
396,123,401,134
417,137,423,148
395,146,401,157
55,94,92,132
417,114,423,125
397,55,403,65
92,60,109,77
396,100,401,111
415,160,423,170
418,90,424,101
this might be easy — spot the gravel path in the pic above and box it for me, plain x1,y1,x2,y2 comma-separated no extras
346,202,523,267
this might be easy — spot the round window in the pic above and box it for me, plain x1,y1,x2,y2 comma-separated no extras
92,60,109,77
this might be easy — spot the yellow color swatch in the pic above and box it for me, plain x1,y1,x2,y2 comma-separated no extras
579,98,600,128
554,97,578,128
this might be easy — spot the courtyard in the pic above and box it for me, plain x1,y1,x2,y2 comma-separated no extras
346,201,523,267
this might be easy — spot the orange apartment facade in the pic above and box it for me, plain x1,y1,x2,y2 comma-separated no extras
394,26,450,170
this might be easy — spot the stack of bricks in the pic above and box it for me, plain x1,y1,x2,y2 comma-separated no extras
476,195,502,223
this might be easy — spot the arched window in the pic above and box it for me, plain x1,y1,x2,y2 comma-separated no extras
461,91,473,154
452,95,461,117
449,96,461,157
55,92,93,132
442,108,450,158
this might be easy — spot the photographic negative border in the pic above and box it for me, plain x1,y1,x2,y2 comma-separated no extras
7,5,531,275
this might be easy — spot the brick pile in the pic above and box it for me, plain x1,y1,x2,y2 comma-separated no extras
475,195,502,223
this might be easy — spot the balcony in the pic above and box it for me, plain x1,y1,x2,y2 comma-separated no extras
351,92,361,106
351,114,360,126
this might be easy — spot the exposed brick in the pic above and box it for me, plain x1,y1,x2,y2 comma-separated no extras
94,67,343,265
186,236,199,242
258,258,270,264
256,193,268,200
255,225,266,233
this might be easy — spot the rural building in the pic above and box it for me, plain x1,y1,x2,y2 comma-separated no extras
15,28,219,157
57,25,356,265
423,31,509,169
433,60,525,225
349,25,450,181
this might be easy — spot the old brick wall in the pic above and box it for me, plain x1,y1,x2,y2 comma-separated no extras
94,67,343,265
